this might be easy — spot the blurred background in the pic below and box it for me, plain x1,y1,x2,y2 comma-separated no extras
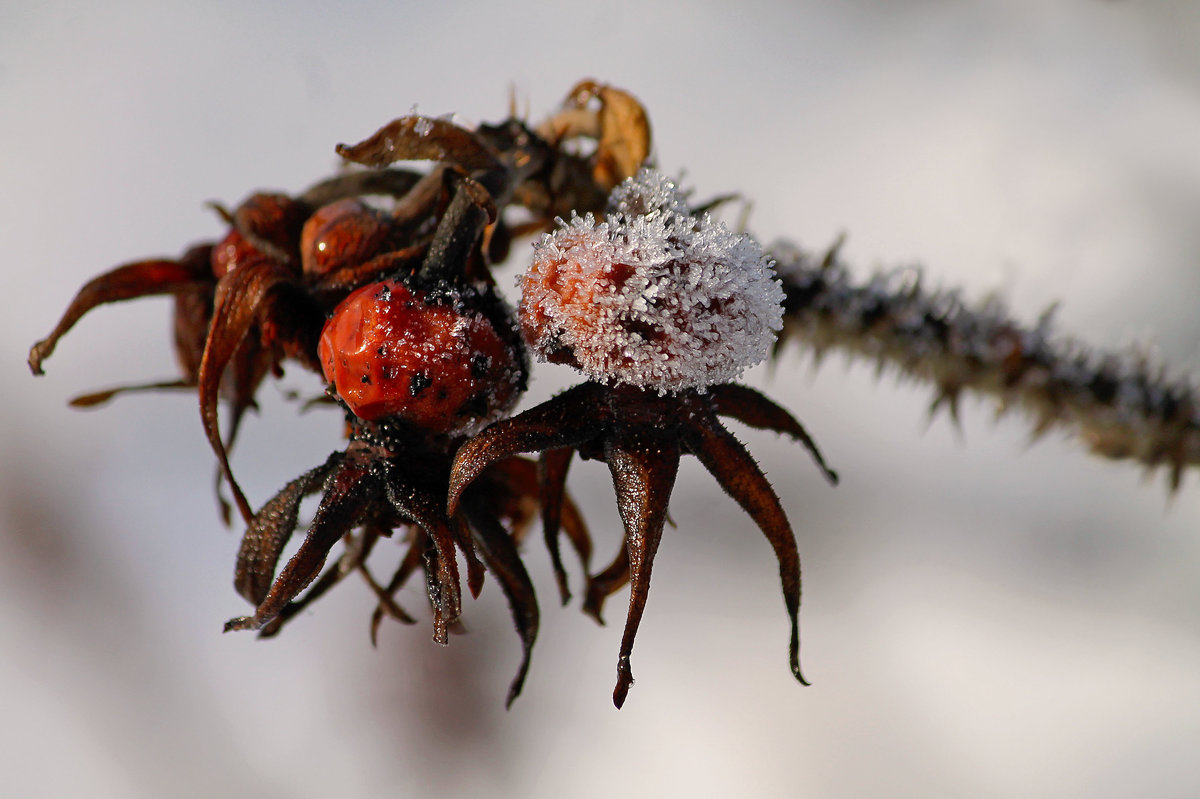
3,1,1200,796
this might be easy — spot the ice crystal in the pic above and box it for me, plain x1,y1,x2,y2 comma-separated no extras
520,168,784,393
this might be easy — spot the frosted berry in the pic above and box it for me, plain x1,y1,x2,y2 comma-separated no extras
519,168,784,394
318,279,525,433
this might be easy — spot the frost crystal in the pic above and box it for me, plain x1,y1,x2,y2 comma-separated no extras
519,168,784,393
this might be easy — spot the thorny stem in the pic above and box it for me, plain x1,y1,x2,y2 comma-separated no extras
773,240,1200,491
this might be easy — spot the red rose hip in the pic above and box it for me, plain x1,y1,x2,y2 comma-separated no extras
318,279,524,433
300,198,395,277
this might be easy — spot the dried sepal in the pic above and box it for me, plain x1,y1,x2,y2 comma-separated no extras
605,430,679,708
555,470,594,586
298,167,424,209
258,525,385,639
65,379,193,408
416,175,496,284
336,115,502,174
172,286,216,382
198,259,296,525
234,452,343,604
382,463,471,641
582,545,630,625
538,447,580,604
708,384,839,485
368,530,427,644
447,382,610,516
308,245,425,303
460,494,540,707
225,448,378,633
682,414,808,686
28,245,213,375
209,192,307,267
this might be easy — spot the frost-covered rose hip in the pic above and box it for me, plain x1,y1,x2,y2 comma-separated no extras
519,168,784,394
456,169,835,707
318,279,525,433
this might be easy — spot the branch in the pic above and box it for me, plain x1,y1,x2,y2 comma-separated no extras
772,239,1199,490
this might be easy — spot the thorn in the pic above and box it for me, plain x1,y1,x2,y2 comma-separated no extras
926,387,965,442
1028,410,1057,445
810,345,827,372
820,232,847,271
1036,301,1060,333
992,396,1010,423
1169,457,1185,494
206,201,235,225
736,199,753,235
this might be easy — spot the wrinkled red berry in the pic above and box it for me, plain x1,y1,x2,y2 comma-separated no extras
318,279,524,432
300,198,394,277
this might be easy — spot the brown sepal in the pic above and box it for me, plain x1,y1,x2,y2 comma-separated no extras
29,245,213,375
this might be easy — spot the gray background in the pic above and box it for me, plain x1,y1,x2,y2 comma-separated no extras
3,2,1199,797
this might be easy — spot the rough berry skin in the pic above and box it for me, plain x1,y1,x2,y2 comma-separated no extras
318,279,523,433
300,198,394,277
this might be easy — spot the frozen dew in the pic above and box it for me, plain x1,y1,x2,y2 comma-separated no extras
413,116,434,137
606,167,690,219
520,168,784,393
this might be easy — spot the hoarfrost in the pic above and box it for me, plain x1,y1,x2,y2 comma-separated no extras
519,168,784,393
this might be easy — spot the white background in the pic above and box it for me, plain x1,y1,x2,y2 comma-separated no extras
3,2,1199,797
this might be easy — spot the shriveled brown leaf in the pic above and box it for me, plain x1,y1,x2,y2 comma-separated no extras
336,115,501,174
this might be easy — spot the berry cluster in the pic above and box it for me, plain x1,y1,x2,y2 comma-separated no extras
29,82,836,707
